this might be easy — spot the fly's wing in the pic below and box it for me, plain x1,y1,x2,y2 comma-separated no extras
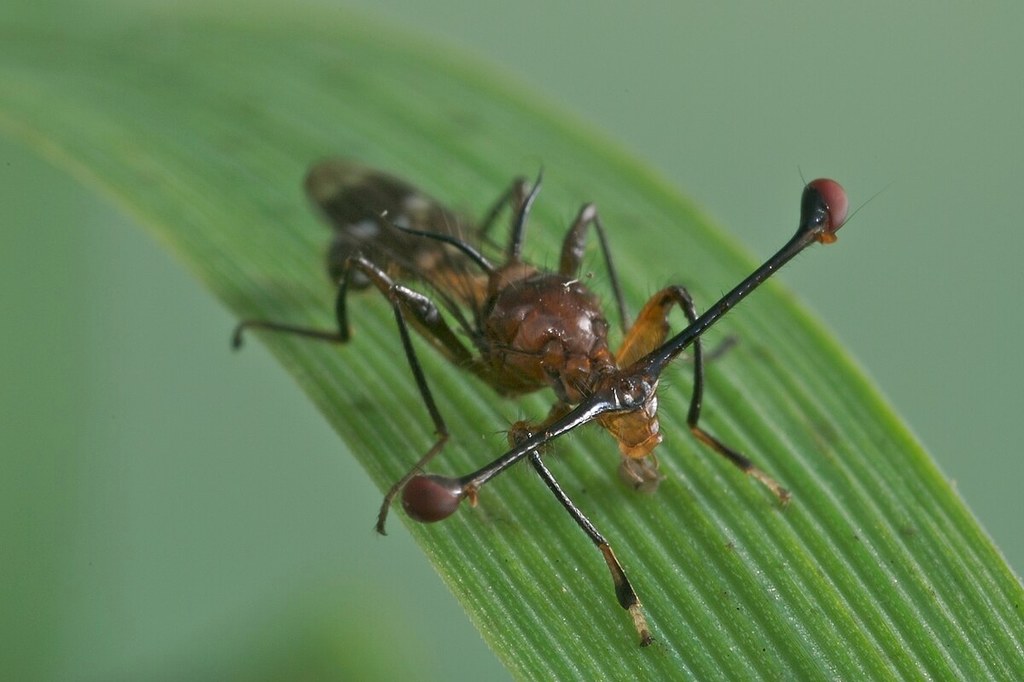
304,159,488,329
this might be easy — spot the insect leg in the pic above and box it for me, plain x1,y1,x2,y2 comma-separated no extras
230,267,367,347
371,290,451,536
234,256,476,369
668,288,791,504
332,257,479,533
505,402,572,453
232,316,346,348
233,255,479,533
612,286,787,501
504,170,544,263
476,176,529,247
558,204,629,333
527,450,653,647
614,286,691,373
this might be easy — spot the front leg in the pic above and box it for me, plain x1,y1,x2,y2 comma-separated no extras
528,451,653,647
506,402,573,449
615,286,789,503
506,402,654,647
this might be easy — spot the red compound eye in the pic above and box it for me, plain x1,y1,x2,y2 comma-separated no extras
809,178,849,229
801,178,848,243
402,474,465,523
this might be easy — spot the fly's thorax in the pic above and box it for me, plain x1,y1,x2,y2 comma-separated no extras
482,269,615,403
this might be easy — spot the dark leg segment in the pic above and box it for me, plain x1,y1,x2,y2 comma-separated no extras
558,203,629,333
504,171,544,263
528,451,653,647
233,255,480,533
673,289,791,504
616,286,788,503
338,258,476,532
476,177,529,247
232,320,343,348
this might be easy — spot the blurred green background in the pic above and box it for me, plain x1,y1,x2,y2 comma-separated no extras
3,1,1022,680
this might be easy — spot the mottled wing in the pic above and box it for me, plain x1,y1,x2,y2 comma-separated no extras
305,160,491,327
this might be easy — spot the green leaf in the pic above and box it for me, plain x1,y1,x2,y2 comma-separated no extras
3,4,1021,680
